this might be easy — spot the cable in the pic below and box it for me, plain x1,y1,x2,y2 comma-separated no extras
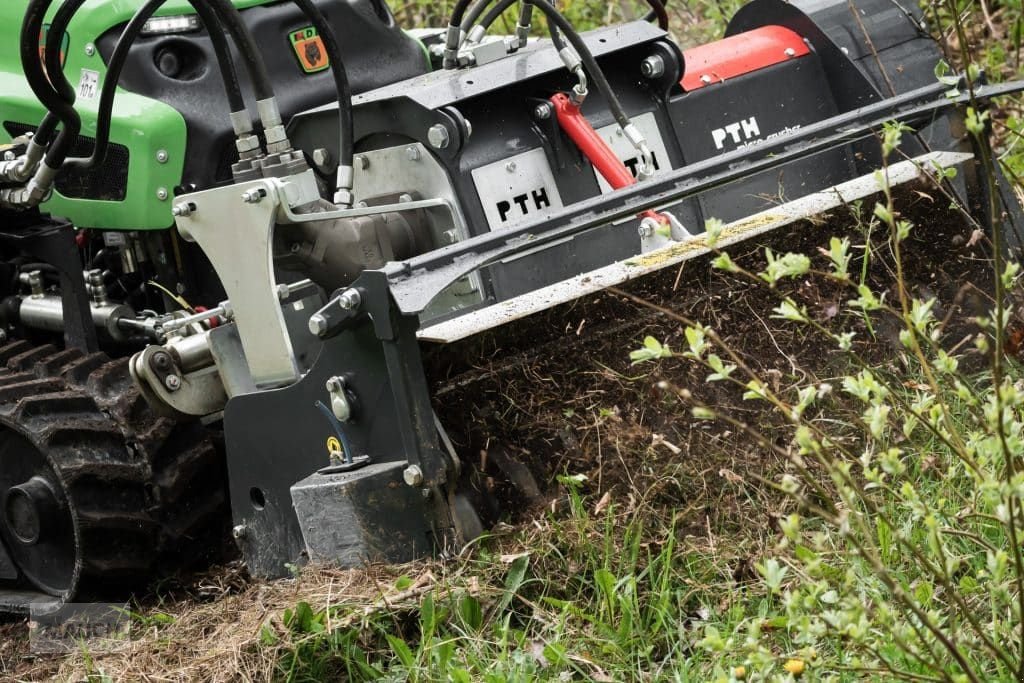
526,0,631,129
288,0,354,172
643,0,669,29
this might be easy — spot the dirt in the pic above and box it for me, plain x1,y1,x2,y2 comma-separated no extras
430,183,996,542
0,183,1001,681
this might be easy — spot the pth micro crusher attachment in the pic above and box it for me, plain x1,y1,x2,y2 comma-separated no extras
0,0,1021,611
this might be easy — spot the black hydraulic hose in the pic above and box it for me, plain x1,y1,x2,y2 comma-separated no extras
74,0,164,169
289,0,354,169
460,0,500,34
207,0,274,102
643,0,669,30
45,0,85,105
66,0,248,170
448,0,477,37
527,0,631,129
478,0,519,33
21,0,81,168
45,0,245,169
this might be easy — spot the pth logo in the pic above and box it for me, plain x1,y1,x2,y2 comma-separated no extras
711,117,760,150
289,26,329,74
38,24,70,75
496,187,552,223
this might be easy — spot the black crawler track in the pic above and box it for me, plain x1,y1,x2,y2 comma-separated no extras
0,341,227,613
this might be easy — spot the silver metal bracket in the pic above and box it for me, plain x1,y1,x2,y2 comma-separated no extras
172,171,319,387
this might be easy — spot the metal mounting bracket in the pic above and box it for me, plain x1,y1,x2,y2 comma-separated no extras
172,172,319,387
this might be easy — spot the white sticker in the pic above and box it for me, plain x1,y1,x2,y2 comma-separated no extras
77,70,100,100
592,112,673,194
471,148,564,231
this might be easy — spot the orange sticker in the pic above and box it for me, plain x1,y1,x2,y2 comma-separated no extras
290,27,329,74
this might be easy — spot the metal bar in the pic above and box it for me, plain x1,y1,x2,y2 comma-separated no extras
380,79,1024,315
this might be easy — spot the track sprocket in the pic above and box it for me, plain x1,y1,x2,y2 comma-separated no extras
0,341,227,613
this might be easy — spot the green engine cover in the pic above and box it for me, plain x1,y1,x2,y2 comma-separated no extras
0,0,275,230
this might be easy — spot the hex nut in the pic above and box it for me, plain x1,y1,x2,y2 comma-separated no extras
427,124,451,150
403,465,424,487
641,54,665,79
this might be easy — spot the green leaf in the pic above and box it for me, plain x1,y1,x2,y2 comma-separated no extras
386,634,416,669
459,595,483,631
756,558,789,593
704,217,725,247
629,336,673,365
420,592,436,639
497,554,530,613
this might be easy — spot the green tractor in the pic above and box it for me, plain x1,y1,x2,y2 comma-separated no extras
0,0,1020,612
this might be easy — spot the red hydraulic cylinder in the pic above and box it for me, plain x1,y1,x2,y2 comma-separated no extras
549,93,663,224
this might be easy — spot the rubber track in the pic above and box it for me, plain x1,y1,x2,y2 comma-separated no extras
0,342,227,606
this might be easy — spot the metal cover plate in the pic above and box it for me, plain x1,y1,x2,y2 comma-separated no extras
471,147,565,231
593,112,674,193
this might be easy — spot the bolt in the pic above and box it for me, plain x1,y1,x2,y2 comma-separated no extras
308,313,328,336
172,202,194,218
290,242,301,253
427,124,450,150
506,161,517,173
534,103,552,120
641,54,665,79
355,154,370,170
325,376,346,393
312,148,332,170
241,188,266,203
442,229,458,244
338,289,361,311
3,151,15,162
232,524,248,540
164,374,182,391
84,43,96,57
156,149,169,164
405,145,421,162
784,47,797,57
156,187,169,201
398,193,414,203
403,465,424,487
700,74,712,84
152,352,172,371
638,224,654,238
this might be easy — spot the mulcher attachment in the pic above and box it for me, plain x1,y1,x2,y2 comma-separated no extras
0,343,225,613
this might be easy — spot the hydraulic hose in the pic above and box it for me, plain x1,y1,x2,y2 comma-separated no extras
67,0,262,170
526,0,631,129
45,0,84,106
460,0,502,37
644,0,669,30
288,0,354,174
21,0,81,168
477,0,519,34
207,0,274,103
46,0,246,171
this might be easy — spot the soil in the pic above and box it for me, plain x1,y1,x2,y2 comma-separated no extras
0,183,1002,681
429,183,997,541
